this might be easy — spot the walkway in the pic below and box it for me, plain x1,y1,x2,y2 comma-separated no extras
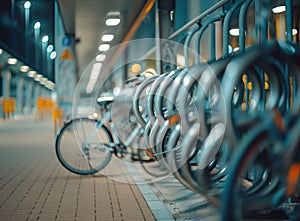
0,115,220,221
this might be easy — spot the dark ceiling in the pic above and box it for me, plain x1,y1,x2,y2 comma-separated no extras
58,0,151,76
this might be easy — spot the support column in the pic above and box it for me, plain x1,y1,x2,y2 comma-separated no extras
2,67,11,98
16,74,24,115
156,0,176,74
33,82,40,110
24,78,33,113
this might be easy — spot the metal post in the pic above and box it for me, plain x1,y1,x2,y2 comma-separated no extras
156,0,176,74
223,0,244,56
286,0,293,42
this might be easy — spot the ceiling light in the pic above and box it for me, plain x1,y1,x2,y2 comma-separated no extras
102,34,115,42
34,21,41,29
285,29,298,36
96,54,106,62
40,77,48,85
106,18,120,26
45,80,55,89
47,45,53,53
34,74,42,81
131,64,141,73
292,28,298,35
176,54,185,67
50,51,57,59
20,65,30,72
233,47,239,52
272,5,286,14
93,63,102,71
105,12,121,26
90,70,100,80
0,49,3,55
28,71,36,77
42,35,49,43
7,58,17,65
144,68,156,77
229,28,240,36
24,1,31,9
98,44,110,52
86,81,95,94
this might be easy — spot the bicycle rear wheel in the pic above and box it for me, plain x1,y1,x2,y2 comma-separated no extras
55,118,113,175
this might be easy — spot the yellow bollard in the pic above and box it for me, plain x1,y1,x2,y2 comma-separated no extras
52,108,63,134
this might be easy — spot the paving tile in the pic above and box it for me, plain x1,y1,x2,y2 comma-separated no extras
0,117,217,221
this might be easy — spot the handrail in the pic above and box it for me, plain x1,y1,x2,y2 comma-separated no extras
141,0,231,60
168,0,231,40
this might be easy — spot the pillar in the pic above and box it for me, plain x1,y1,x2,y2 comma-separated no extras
24,78,33,113
156,0,176,74
2,67,11,98
16,74,24,115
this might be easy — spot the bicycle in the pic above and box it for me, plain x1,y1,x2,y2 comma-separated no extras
55,89,151,175
54,71,157,176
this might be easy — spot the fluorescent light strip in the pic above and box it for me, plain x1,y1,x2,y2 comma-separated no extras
102,34,115,42
98,44,110,52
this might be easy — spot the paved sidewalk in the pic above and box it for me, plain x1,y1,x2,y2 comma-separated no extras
0,117,167,221
0,115,225,221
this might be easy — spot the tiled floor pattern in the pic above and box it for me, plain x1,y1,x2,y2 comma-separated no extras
0,118,157,221
0,116,224,221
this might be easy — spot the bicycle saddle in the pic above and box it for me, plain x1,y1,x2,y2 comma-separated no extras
97,92,114,106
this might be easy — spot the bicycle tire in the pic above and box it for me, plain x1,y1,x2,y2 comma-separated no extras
221,120,282,221
55,118,113,175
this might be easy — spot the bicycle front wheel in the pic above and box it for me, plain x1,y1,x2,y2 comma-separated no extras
55,118,113,175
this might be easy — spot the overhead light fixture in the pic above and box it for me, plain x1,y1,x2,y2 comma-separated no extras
46,82,55,90
176,54,185,67
42,35,49,43
40,77,48,85
28,71,36,77
34,74,43,81
101,34,115,42
233,47,239,52
272,5,286,14
45,80,55,89
292,28,298,35
7,58,18,65
50,51,57,59
144,68,156,77
20,65,30,72
24,1,31,9
106,18,120,26
98,44,110,52
131,64,141,73
96,54,106,62
229,28,240,36
90,70,100,81
47,45,54,53
34,21,41,29
93,63,102,71
105,12,121,26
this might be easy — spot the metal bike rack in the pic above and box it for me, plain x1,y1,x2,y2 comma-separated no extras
89,0,300,217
